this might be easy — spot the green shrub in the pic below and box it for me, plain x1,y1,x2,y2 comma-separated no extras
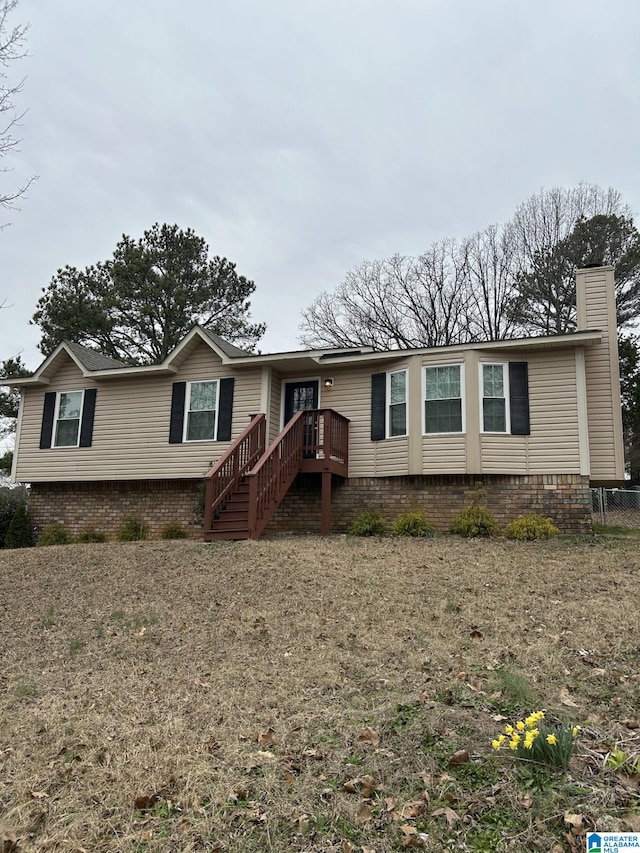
0,485,28,548
38,522,70,546
116,518,148,542
348,509,387,537
505,513,559,541
4,504,32,548
450,505,499,538
160,521,188,540
75,527,107,543
391,511,435,538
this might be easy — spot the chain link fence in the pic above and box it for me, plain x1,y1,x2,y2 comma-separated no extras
591,487,640,528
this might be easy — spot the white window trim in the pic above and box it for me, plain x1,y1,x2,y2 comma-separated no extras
386,368,408,438
53,390,85,448
479,362,510,434
422,363,465,435
184,379,220,442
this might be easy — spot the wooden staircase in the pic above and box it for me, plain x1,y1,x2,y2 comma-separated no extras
203,409,349,541
210,478,251,540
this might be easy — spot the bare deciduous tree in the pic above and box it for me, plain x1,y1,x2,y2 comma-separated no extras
1,0,34,216
300,247,474,350
299,183,631,351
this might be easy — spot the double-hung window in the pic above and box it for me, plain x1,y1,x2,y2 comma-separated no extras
388,370,407,437
54,391,84,447
185,380,219,441
424,365,463,433
481,364,507,432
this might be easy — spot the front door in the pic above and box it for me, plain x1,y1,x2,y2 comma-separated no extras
284,380,319,424
284,380,319,458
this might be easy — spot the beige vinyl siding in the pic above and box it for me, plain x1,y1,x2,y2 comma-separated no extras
15,343,262,483
421,353,466,474
577,267,625,480
314,362,409,477
479,349,580,474
269,371,282,442
423,435,466,473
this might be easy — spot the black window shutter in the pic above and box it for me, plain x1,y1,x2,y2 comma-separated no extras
40,392,56,449
217,378,235,441
169,382,187,444
371,373,387,441
509,362,530,436
79,389,97,447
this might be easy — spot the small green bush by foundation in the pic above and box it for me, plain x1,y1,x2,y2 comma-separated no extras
0,486,28,548
75,527,107,543
116,518,148,542
505,513,559,540
38,521,70,546
450,505,499,538
391,511,435,538
160,521,188,540
4,504,32,548
348,509,387,537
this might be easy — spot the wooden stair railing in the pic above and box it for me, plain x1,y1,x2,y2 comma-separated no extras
247,410,305,539
204,409,349,540
203,413,266,534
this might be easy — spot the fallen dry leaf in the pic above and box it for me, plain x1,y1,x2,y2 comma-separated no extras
431,806,459,828
362,846,377,853
399,824,428,848
359,775,378,798
448,749,469,766
559,687,579,708
355,802,373,824
342,842,355,853
29,790,49,799
134,793,159,811
2,834,19,853
357,726,380,746
401,800,426,819
623,812,640,831
296,814,310,832
257,727,279,745
563,812,584,829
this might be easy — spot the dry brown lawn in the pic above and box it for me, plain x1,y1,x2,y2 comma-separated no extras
1,535,639,852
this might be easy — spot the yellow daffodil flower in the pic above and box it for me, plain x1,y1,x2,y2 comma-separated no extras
504,724,514,735
516,721,525,731
546,734,557,745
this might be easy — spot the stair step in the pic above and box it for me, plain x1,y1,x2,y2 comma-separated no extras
225,495,249,506
217,509,249,522
205,529,250,541
212,517,250,531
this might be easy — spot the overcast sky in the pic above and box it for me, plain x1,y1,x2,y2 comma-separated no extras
1,0,640,372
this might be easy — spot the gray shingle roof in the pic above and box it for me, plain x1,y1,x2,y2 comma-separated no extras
64,341,126,371
199,328,252,358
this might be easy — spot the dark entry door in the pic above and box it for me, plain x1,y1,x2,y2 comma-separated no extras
284,380,319,458
284,380,319,424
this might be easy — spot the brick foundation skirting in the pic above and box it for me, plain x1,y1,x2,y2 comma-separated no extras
28,473,592,541
28,479,204,540
263,473,593,536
